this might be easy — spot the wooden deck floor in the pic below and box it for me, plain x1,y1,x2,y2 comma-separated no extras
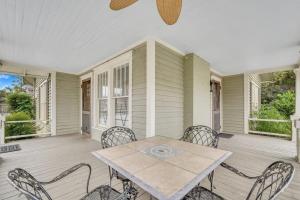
0,134,299,200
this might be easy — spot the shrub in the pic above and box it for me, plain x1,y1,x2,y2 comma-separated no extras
6,92,34,118
272,91,295,118
5,112,35,137
250,105,291,135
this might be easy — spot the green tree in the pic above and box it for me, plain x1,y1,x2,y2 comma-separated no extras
5,112,35,137
251,105,291,135
261,70,295,104
6,92,34,118
272,91,295,118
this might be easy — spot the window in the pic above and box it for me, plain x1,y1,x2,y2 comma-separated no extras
250,82,260,113
98,71,108,126
94,52,132,128
113,64,129,127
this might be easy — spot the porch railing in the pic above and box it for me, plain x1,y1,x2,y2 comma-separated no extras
248,118,292,139
0,119,51,143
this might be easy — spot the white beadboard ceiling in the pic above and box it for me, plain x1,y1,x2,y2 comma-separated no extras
0,0,299,75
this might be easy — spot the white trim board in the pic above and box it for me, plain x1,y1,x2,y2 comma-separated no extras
79,72,93,135
210,75,223,133
146,39,156,138
50,72,56,136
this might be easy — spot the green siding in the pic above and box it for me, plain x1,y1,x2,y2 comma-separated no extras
56,72,80,135
155,42,184,139
132,44,147,139
223,74,245,134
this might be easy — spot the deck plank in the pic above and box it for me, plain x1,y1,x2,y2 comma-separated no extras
0,134,299,200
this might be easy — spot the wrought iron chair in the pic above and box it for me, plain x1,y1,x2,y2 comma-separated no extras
181,125,220,191
7,163,138,200
101,126,137,191
184,161,295,200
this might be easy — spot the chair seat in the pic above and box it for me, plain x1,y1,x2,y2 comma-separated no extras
80,185,122,200
185,186,225,200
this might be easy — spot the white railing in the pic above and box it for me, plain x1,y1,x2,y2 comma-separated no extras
248,118,292,138
0,119,51,143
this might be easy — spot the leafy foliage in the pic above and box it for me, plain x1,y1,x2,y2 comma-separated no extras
261,71,295,104
6,92,34,118
250,105,291,135
5,112,35,137
272,91,295,117
251,70,295,137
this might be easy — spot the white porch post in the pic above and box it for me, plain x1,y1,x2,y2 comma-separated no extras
294,119,300,163
50,72,57,136
0,118,5,144
292,68,300,162
146,39,156,138
294,68,300,115
291,68,300,142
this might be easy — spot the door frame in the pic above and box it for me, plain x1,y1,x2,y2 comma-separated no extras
210,75,223,132
80,72,93,135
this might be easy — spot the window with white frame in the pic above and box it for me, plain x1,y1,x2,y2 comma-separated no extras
250,81,260,113
98,71,108,126
113,64,129,127
95,53,131,128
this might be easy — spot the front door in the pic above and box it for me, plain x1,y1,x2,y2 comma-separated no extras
211,81,221,132
81,79,91,134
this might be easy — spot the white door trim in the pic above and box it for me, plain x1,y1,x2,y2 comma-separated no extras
210,75,223,132
80,72,93,135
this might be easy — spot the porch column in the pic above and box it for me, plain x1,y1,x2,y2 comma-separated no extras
293,67,300,162
0,118,4,144
183,53,211,129
291,68,300,142
294,119,300,163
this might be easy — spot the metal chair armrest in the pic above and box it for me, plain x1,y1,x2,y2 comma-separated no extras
39,163,91,194
221,162,260,180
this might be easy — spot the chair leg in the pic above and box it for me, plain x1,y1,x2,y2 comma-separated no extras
208,171,216,192
108,167,113,186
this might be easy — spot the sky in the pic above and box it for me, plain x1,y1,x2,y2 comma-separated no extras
0,74,21,90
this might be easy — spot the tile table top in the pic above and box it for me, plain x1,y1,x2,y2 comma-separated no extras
92,136,232,200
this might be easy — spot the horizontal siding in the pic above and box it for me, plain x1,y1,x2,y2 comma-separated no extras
155,42,184,139
132,44,147,139
222,74,244,134
56,72,80,135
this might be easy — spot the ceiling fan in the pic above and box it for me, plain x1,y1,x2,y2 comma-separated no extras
109,0,182,25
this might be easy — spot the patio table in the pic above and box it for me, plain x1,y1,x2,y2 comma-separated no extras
92,136,232,200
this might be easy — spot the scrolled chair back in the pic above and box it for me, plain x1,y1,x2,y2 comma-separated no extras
101,126,137,149
246,161,294,200
181,125,219,148
7,168,52,200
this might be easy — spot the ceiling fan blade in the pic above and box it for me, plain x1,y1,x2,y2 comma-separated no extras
110,0,138,10
156,0,182,25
